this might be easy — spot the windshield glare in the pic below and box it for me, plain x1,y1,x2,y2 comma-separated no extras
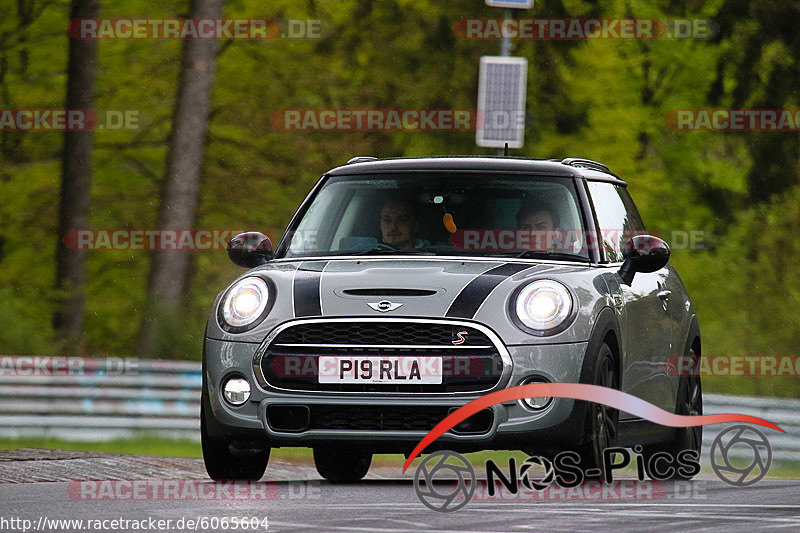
278,173,591,261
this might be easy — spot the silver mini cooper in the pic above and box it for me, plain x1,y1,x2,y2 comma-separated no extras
201,156,702,482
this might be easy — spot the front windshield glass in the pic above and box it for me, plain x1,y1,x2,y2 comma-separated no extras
277,173,590,261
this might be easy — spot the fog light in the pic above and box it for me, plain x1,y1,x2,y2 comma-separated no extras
223,377,251,406
521,377,552,410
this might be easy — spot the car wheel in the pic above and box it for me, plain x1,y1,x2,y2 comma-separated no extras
313,447,372,483
201,395,270,481
577,342,618,477
644,348,702,480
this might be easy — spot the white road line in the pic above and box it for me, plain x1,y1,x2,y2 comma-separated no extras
511,526,598,532
466,503,800,509
268,522,499,533
384,518,437,528
303,502,800,510
465,507,800,524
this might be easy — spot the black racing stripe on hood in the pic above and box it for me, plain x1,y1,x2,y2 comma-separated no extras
293,261,329,316
445,263,531,318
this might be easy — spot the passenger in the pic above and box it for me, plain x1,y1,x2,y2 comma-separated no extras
516,200,559,231
516,200,561,251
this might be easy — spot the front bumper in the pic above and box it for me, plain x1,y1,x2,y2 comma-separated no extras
203,334,589,453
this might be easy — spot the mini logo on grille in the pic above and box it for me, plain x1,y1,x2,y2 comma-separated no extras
368,300,403,312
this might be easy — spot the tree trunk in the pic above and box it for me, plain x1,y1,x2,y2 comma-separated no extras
137,0,224,356
53,0,99,351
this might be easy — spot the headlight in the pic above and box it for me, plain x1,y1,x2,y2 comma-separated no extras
220,277,270,330
513,279,573,334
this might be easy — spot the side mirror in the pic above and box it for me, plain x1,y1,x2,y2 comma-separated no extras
618,235,670,286
227,232,273,268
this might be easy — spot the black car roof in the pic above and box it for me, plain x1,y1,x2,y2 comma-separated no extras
325,156,626,185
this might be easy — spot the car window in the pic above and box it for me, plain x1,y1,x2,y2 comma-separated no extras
587,181,646,263
617,187,646,233
280,173,590,260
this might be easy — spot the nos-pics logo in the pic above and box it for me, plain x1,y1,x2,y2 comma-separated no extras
414,451,476,512
413,425,772,512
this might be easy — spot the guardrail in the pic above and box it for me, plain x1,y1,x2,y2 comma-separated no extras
0,358,797,460
703,394,800,461
0,359,201,442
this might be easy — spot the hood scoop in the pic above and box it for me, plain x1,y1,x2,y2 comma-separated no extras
341,288,438,297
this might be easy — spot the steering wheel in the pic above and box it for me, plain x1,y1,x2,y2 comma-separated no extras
375,243,399,251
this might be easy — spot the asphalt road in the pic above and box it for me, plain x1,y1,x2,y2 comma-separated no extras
0,450,798,532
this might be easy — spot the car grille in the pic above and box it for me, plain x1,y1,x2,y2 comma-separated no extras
258,320,507,393
310,405,450,431
307,405,493,433
271,321,492,347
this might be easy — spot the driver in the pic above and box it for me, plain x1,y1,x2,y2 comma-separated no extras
380,197,421,250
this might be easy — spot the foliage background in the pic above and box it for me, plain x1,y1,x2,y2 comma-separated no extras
0,0,798,397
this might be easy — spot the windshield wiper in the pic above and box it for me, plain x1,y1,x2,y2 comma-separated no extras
487,250,591,262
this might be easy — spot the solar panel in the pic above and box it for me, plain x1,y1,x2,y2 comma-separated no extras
475,56,528,149
485,0,534,8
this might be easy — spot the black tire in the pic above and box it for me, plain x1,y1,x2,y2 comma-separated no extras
313,447,372,483
201,396,270,481
643,348,702,480
577,343,619,477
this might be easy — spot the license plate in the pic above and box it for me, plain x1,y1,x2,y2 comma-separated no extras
318,356,443,384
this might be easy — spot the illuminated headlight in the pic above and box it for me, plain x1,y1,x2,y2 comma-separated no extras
223,377,251,406
513,280,573,333
221,277,270,329
521,377,552,410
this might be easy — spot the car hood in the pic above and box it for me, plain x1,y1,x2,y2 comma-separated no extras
319,259,545,317
206,258,608,345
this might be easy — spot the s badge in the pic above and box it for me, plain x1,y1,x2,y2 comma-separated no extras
452,330,468,345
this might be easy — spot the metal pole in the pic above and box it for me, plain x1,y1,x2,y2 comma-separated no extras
497,9,512,156
500,9,512,57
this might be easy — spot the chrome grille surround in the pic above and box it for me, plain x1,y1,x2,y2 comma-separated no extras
252,317,512,395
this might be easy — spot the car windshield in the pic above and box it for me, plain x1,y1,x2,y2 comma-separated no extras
276,173,591,261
